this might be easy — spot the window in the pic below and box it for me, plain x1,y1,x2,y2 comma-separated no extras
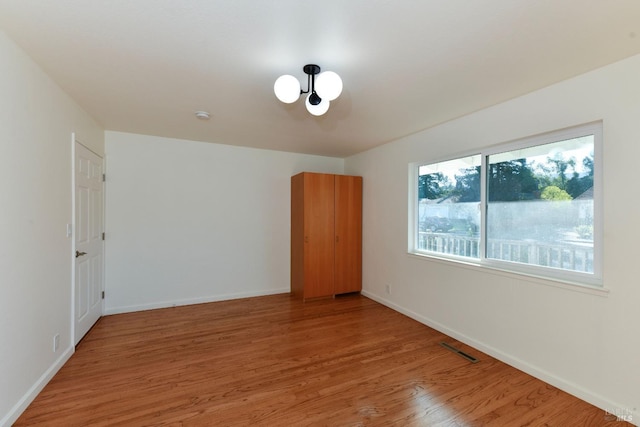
417,155,481,258
412,123,601,286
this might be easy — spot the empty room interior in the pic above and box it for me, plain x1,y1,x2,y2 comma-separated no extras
1,1,640,425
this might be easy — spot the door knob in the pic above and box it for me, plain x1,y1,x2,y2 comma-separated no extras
76,250,87,258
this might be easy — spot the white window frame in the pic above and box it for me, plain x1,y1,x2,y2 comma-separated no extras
409,122,603,288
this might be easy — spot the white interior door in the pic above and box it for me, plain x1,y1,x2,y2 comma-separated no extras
74,142,104,344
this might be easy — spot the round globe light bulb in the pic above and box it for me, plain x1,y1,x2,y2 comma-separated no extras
315,71,343,101
274,75,301,104
305,93,330,116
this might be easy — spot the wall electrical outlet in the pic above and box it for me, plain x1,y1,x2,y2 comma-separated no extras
53,334,60,352
385,284,391,295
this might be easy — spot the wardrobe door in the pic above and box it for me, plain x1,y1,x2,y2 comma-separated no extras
334,175,363,294
303,173,335,298
290,173,305,297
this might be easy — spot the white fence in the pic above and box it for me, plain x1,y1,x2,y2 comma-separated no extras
418,232,593,273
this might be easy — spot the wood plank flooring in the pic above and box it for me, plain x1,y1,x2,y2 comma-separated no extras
16,294,628,426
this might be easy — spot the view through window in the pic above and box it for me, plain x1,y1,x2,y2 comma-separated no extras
415,124,599,283
418,155,481,258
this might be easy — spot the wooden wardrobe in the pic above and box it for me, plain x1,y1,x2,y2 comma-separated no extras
291,172,363,300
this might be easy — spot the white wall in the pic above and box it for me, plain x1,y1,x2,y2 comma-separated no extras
104,132,343,313
346,54,640,421
0,31,104,426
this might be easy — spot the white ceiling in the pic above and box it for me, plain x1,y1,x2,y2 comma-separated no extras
1,1,640,158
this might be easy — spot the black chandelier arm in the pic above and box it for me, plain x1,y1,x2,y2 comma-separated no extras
300,64,321,97
300,72,312,95
301,64,322,105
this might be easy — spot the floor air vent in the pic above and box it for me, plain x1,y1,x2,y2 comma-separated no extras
440,342,479,364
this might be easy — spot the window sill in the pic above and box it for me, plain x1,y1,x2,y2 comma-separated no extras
407,251,609,297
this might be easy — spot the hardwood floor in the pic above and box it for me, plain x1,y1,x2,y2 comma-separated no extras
16,294,628,426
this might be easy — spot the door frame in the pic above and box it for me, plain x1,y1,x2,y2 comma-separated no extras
71,133,105,345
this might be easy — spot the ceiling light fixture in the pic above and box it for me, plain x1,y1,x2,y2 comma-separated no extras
274,64,342,116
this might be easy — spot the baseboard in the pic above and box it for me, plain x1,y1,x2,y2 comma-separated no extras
1,345,74,427
104,288,290,315
361,290,638,426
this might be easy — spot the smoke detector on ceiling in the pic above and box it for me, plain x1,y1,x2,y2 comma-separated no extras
195,111,210,120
